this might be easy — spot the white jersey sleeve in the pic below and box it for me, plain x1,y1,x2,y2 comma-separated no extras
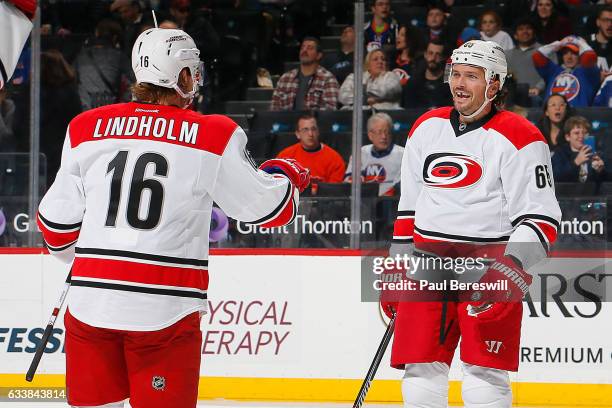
37,128,85,263
501,132,562,269
391,129,422,247
211,126,297,227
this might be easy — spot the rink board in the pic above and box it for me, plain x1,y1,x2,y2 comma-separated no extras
0,250,611,406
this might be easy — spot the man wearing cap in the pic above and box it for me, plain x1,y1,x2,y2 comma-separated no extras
533,35,600,107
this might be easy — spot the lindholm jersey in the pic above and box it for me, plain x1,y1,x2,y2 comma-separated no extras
38,102,299,331
345,144,404,196
392,107,562,269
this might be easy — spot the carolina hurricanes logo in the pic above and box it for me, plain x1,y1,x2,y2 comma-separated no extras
362,164,387,183
423,152,483,188
551,72,580,101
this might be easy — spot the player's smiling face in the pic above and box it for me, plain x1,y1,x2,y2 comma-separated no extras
450,64,488,116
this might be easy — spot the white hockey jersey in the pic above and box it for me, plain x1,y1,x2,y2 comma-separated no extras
392,107,562,269
0,1,33,88
38,102,299,331
345,144,404,196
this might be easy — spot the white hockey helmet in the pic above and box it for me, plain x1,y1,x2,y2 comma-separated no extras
132,28,203,103
446,40,508,118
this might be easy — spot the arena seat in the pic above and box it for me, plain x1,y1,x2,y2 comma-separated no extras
269,132,298,157
321,131,354,163
250,111,308,134
554,182,598,197
377,109,425,146
317,110,370,134
245,131,273,159
315,182,379,197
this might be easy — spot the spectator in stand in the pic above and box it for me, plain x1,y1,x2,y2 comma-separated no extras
533,0,572,44
110,0,151,54
533,35,600,107
364,0,399,53
168,0,220,61
537,93,573,150
402,40,452,109
74,19,134,110
552,116,607,182
593,74,612,106
277,114,345,183
587,6,612,75
339,48,402,110
271,37,339,111
479,10,513,51
40,50,82,184
321,25,355,84
390,25,425,88
0,88,16,152
420,4,454,53
344,113,404,196
507,17,546,106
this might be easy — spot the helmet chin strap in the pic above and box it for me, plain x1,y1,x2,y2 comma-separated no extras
172,83,197,109
459,82,493,120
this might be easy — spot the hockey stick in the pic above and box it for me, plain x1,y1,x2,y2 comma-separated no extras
26,271,71,382
353,313,396,408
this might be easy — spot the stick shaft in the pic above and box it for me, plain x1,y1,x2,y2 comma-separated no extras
25,274,71,382
353,314,396,408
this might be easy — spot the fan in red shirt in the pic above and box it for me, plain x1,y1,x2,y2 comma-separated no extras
276,113,346,183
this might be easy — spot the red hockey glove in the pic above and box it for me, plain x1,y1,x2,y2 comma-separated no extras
380,299,397,319
469,255,532,304
259,159,310,193
8,0,37,20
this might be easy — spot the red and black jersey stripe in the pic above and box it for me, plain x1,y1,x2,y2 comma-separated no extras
245,181,297,228
72,247,209,299
511,214,559,252
392,210,415,244
37,212,81,252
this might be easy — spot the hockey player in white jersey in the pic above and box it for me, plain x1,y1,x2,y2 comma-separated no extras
36,28,309,408
0,0,36,88
381,40,561,407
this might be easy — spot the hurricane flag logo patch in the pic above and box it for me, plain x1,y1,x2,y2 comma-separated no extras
423,152,483,188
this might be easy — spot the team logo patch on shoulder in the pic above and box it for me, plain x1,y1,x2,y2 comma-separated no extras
423,152,483,188
152,376,166,391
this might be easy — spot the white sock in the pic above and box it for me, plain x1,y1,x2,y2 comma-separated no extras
402,362,449,408
462,362,511,408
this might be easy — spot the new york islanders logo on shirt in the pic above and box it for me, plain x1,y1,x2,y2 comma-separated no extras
551,72,580,102
423,152,483,188
363,164,387,183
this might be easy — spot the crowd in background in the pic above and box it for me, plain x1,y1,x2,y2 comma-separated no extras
0,0,611,193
